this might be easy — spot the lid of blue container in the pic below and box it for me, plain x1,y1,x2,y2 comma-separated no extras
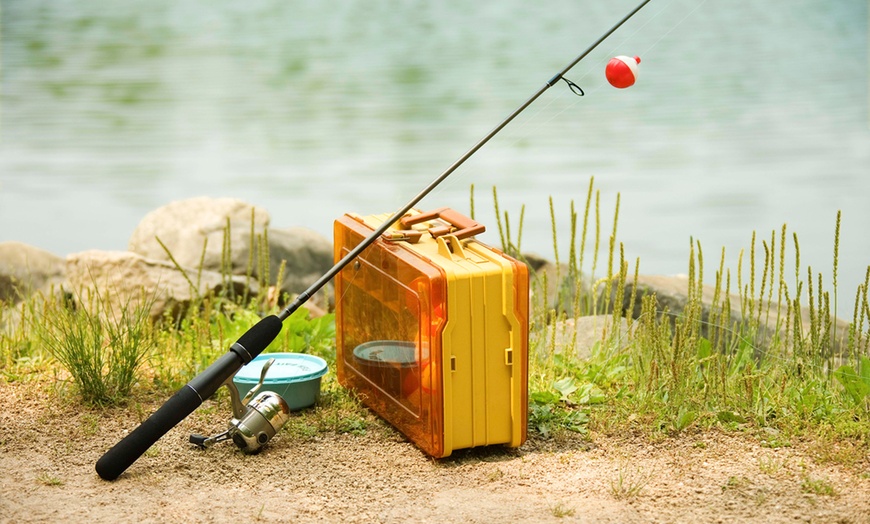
233,353,328,385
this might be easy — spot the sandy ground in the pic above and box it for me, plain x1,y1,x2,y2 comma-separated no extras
1,378,869,524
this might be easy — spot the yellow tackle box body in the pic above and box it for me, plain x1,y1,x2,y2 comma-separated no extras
334,208,529,458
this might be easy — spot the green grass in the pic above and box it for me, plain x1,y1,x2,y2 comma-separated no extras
486,177,870,462
549,502,576,518
25,284,156,405
35,472,64,486
610,462,649,499
801,475,837,496
1,176,869,460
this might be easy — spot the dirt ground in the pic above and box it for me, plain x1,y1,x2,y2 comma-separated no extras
1,378,869,524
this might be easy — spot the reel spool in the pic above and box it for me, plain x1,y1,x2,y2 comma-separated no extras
190,358,290,453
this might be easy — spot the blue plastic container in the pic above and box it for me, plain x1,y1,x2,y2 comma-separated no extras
233,353,328,411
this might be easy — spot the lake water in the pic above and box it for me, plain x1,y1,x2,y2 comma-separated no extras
2,0,868,310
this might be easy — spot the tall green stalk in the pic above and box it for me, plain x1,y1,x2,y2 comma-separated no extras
35,285,156,405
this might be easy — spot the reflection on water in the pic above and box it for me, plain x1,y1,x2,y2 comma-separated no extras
1,0,868,303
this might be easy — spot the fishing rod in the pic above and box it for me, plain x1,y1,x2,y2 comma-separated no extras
95,0,652,481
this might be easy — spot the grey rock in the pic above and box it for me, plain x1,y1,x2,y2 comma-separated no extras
265,226,334,307
65,250,257,320
0,242,65,303
128,196,271,272
522,252,597,318
127,197,333,307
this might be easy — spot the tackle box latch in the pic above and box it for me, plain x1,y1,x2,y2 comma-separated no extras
382,229,424,243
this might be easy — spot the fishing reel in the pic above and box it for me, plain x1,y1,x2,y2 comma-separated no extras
190,358,290,453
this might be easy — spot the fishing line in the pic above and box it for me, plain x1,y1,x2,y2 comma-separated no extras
334,0,660,332
637,0,709,58
420,0,682,210
427,0,708,260
408,0,716,331
400,0,663,210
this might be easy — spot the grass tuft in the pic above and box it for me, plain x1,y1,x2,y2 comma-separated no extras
484,178,870,456
31,283,156,405
610,462,649,500
801,476,838,496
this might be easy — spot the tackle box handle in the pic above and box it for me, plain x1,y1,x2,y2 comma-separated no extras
399,208,486,242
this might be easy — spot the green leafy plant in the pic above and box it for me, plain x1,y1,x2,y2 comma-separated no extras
528,392,589,438
285,382,369,438
274,308,336,359
834,356,870,408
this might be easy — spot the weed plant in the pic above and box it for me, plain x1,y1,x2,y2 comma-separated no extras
487,177,870,456
29,284,156,405
610,462,650,500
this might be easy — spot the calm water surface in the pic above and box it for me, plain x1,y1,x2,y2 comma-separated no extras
1,0,868,306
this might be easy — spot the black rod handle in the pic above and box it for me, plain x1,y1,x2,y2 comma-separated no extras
96,383,205,480
95,315,283,480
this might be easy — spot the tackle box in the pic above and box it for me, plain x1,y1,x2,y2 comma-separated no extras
334,207,529,458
